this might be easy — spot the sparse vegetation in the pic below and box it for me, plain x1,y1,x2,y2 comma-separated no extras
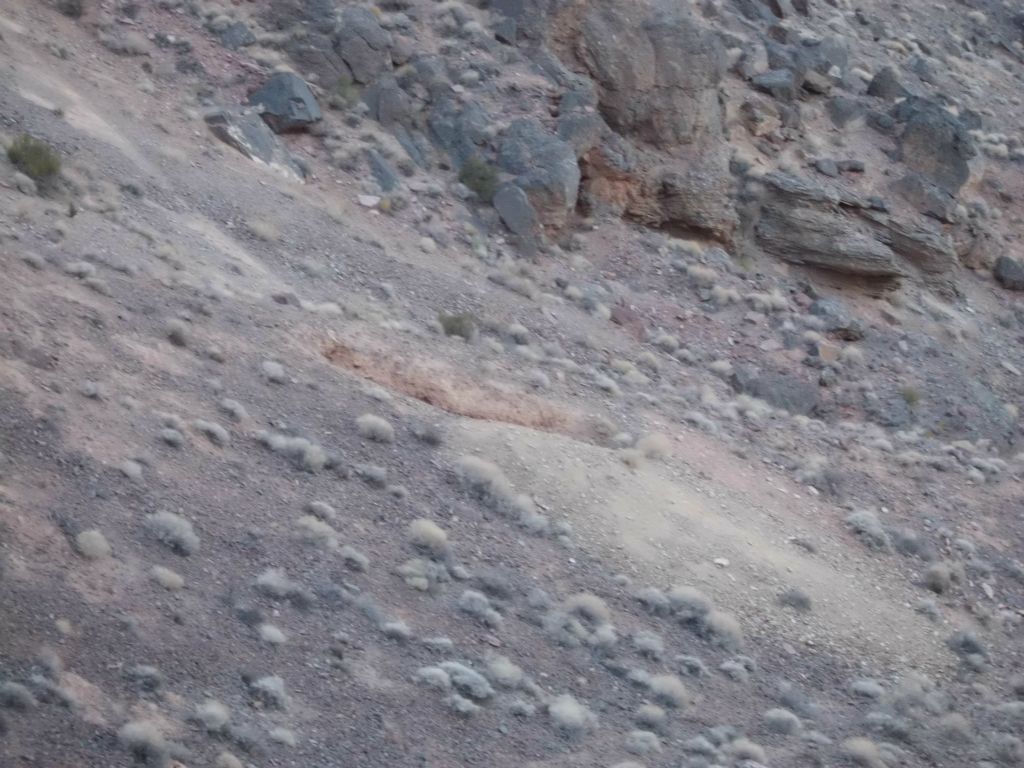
250,675,289,710
549,693,596,735
845,510,891,550
145,512,199,555
356,413,395,443
196,699,230,732
7,134,61,182
74,529,111,560
458,155,499,202
0,682,36,710
117,721,169,765
408,518,449,557
150,565,184,591
438,312,478,340
457,589,503,627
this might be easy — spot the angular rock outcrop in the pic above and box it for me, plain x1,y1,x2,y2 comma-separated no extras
248,73,322,133
204,107,306,180
497,119,580,229
574,3,726,148
750,172,955,280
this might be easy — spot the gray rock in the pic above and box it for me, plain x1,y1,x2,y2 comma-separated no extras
650,160,739,243
867,66,908,101
490,0,553,41
220,21,256,50
497,119,580,228
752,69,797,101
428,98,491,166
893,97,976,194
814,158,839,177
335,6,392,84
754,173,904,277
367,150,400,192
826,96,865,127
393,125,433,169
248,73,322,132
204,107,306,180
802,69,832,95
731,366,820,415
752,172,955,279
363,77,410,128
493,17,517,45
809,298,865,340
576,4,726,147
892,173,958,222
994,256,1024,291
493,183,540,238
558,111,607,156
13,172,37,196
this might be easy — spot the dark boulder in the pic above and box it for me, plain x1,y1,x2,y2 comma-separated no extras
867,66,908,101
575,3,726,148
893,97,976,194
334,6,393,84
497,119,580,228
204,107,306,179
248,73,322,133
994,256,1024,291
731,366,820,415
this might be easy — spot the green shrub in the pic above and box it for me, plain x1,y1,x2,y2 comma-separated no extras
900,386,921,407
7,134,61,182
327,75,360,110
438,312,477,341
458,156,498,202
56,0,85,18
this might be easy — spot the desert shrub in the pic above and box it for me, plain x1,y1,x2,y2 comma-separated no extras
701,610,743,650
0,682,35,710
75,529,111,560
764,707,801,734
485,655,523,688
458,155,498,202
668,585,712,621
439,662,493,700
549,693,596,735
438,312,478,340
250,675,289,710
632,631,664,659
457,589,502,628
408,518,449,557
145,512,199,555
56,0,85,18
196,700,230,732
150,565,184,591
845,510,891,551
7,134,61,182
625,729,662,755
779,587,812,611
636,703,667,729
647,674,691,708
356,414,395,443
258,623,287,645
635,586,670,615
194,419,230,446
117,721,169,764
295,515,339,549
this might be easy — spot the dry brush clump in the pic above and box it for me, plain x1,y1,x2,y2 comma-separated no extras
74,529,111,560
256,430,329,472
356,413,395,443
453,455,548,533
549,693,596,736
145,512,199,555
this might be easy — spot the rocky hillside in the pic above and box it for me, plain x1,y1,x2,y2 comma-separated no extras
1,0,1024,767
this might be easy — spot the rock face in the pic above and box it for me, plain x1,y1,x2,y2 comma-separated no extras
334,6,393,84
731,366,821,415
248,73,322,133
893,97,976,194
204,107,306,180
993,256,1024,291
497,119,581,229
750,172,956,280
574,3,726,148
